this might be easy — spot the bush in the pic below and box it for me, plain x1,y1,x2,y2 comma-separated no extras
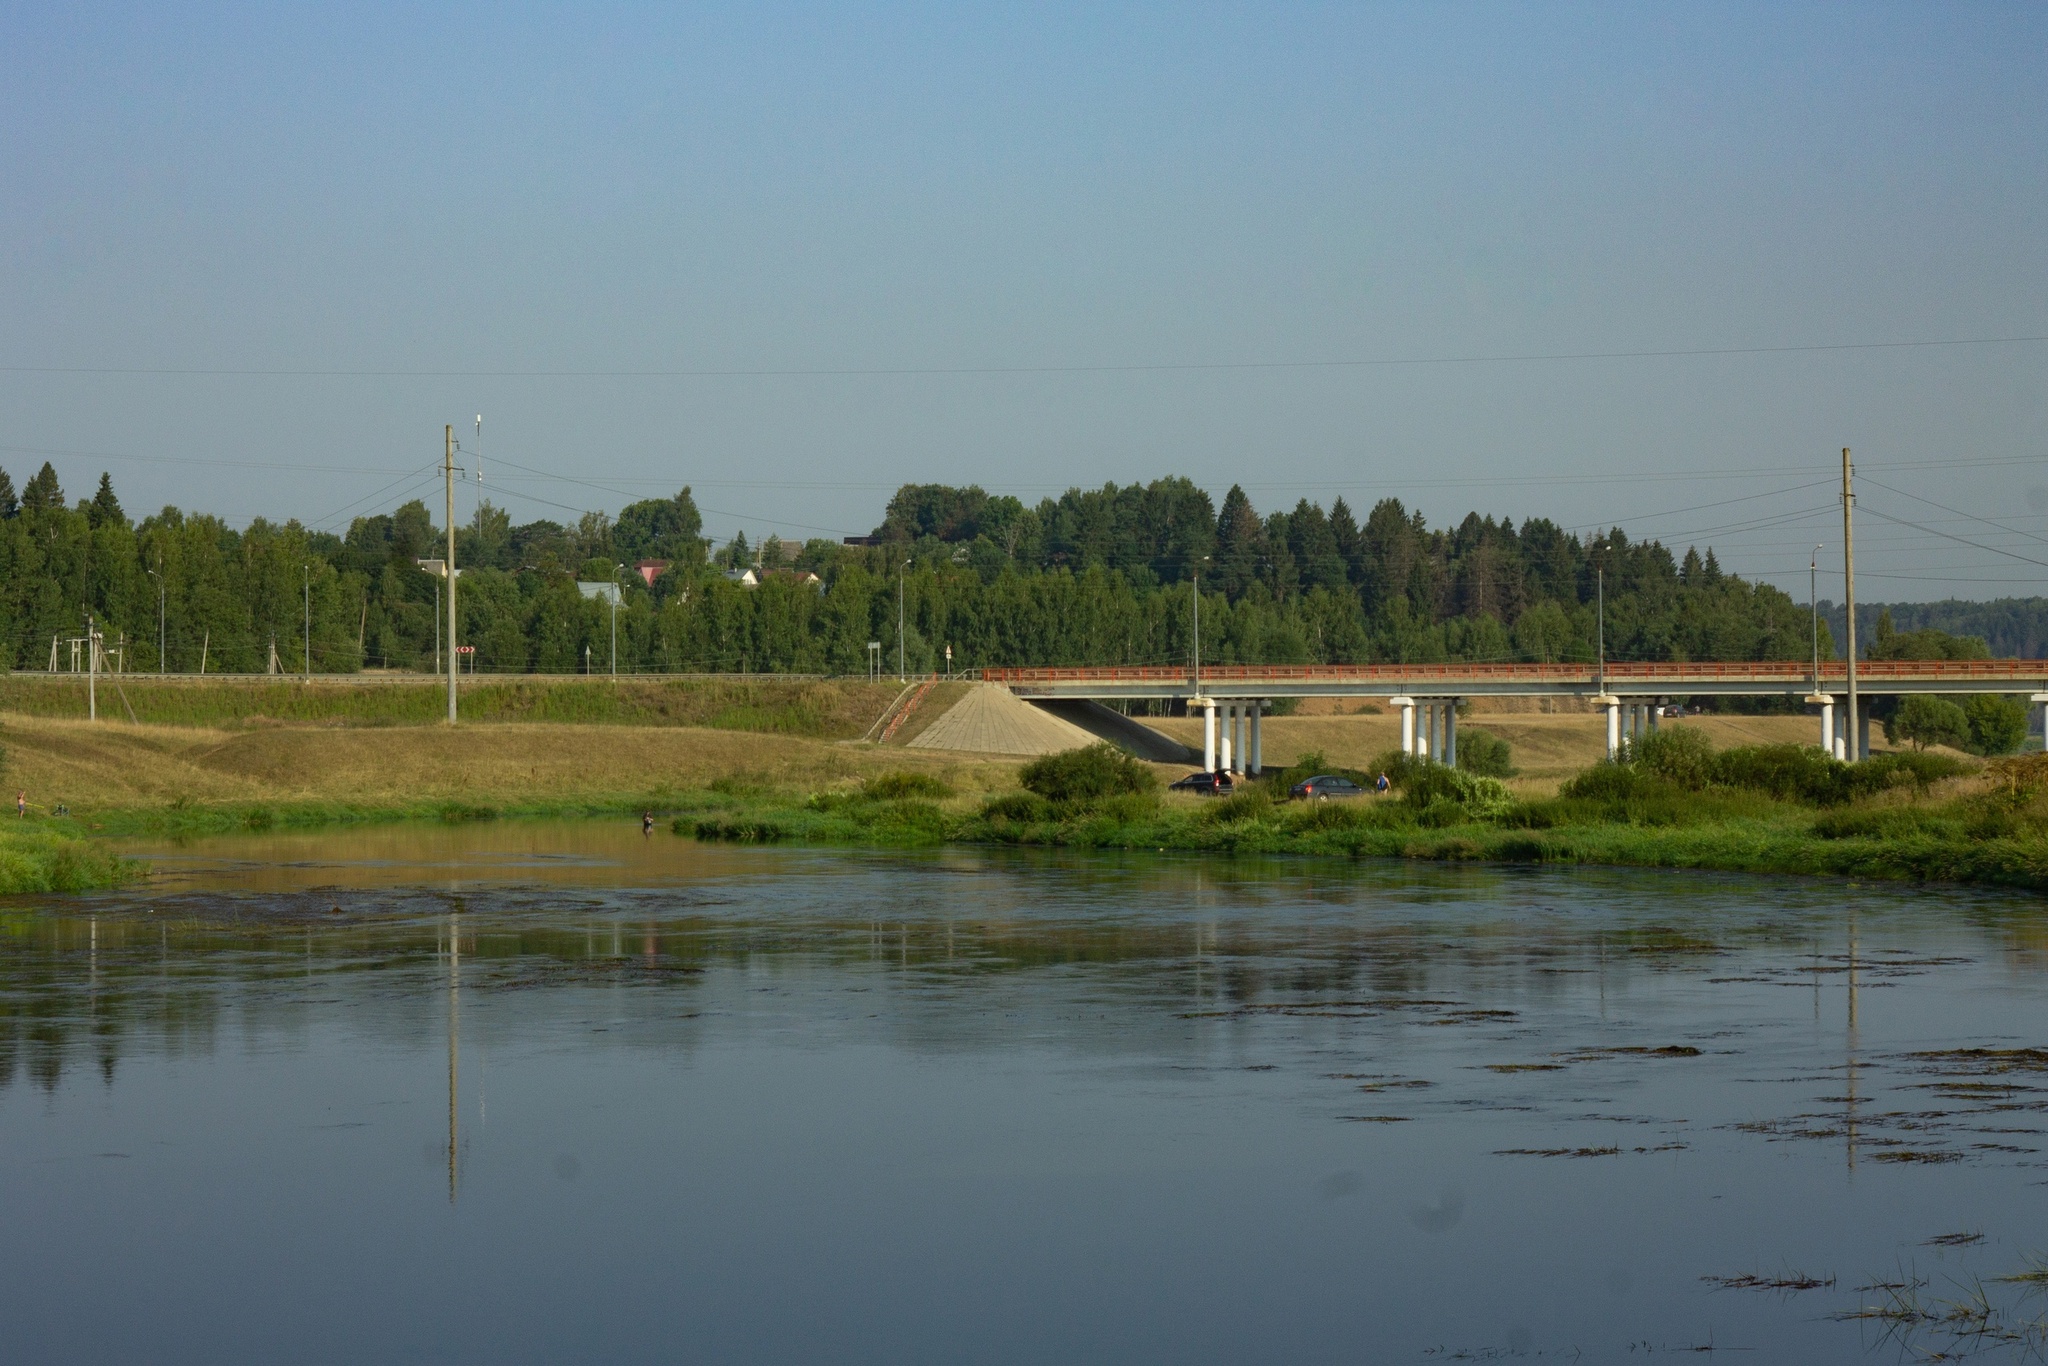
982,791,1053,823
1399,763,1514,818
1456,727,1516,777
1963,694,2028,757
1885,695,1971,752
1019,744,1158,803
862,771,952,800
691,817,789,841
1712,744,1848,804
1209,788,1274,824
1626,727,1716,790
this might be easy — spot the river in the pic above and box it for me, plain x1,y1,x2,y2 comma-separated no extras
2,821,2045,1362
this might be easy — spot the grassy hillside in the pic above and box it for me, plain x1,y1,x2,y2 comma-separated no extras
0,713,1014,840
0,675,899,737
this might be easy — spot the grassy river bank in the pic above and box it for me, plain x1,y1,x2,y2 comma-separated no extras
3,682,2045,894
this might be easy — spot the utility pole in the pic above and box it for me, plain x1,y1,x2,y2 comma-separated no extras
611,565,622,679
86,615,97,721
1811,545,1822,695
1191,570,1201,693
1595,544,1607,695
303,564,311,681
445,424,458,725
898,560,910,681
1841,448,1858,762
147,564,165,675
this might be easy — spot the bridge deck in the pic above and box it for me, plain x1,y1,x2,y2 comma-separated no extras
984,660,2048,699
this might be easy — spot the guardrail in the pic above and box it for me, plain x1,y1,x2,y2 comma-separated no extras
982,660,2048,685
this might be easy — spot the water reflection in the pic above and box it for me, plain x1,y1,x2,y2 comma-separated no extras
1,828,2045,1363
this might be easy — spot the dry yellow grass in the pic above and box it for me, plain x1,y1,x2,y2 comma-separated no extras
1,713,1021,816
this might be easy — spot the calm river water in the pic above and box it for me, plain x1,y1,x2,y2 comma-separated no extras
4,822,2046,1363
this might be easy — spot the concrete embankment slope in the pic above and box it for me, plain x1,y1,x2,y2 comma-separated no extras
1025,698,1199,764
906,684,1098,757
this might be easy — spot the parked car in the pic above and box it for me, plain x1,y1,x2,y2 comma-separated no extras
1170,770,1235,796
1290,775,1365,800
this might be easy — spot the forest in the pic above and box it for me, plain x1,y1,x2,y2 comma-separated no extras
0,460,1892,679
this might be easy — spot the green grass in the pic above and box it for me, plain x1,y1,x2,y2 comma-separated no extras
0,823,141,892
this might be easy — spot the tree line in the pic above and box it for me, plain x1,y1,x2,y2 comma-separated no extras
0,462,1856,679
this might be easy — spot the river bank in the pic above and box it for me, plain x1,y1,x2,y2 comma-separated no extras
6,709,2043,895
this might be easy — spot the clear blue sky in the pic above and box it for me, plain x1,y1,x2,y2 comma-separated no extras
4,2,2044,599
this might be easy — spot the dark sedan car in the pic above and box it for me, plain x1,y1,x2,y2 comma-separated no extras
1290,775,1365,800
1169,770,1235,796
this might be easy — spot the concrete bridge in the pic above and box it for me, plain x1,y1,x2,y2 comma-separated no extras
983,660,2048,774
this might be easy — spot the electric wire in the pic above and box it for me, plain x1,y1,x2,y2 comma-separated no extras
5,332,2044,378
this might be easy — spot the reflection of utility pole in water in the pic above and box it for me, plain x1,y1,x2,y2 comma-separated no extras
448,914,460,1204
1844,910,1860,1171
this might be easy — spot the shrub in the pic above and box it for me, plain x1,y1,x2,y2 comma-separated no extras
1559,762,1656,803
1712,744,1850,805
1019,744,1158,803
1209,788,1274,824
1284,801,1370,833
1812,807,1963,841
691,817,789,841
1456,727,1517,777
1626,727,1716,790
1963,694,2028,756
1885,695,1971,752
1400,763,1514,818
982,791,1053,823
862,771,952,800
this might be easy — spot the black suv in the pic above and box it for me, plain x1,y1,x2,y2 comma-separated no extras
1169,770,1235,796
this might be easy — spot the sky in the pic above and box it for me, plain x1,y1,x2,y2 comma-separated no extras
3,2,2045,601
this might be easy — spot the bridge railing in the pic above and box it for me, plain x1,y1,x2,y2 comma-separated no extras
982,660,2048,686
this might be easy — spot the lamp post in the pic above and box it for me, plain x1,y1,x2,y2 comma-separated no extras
146,565,165,675
897,560,911,681
303,564,312,681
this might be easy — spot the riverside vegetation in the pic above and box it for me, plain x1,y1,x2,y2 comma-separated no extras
688,730,2048,893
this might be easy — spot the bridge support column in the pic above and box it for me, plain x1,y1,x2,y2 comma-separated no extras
1391,697,1416,756
1249,702,1262,775
1201,700,1217,772
1425,701,1441,762
1444,699,1459,769
1219,702,1235,774
2033,694,2048,753
1648,701,1661,735
1812,695,1834,754
1596,695,1620,760
1858,712,1871,762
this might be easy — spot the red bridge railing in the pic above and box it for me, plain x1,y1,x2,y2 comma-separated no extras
981,660,2048,686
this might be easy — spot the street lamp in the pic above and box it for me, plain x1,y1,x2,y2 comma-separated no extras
898,559,911,681
303,564,312,681
1593,541,1607,694
145,564,165,675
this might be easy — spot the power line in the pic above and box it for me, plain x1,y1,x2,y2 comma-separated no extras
5,332,2044,379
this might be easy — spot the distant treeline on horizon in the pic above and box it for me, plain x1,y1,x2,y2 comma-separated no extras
0,461,2026,679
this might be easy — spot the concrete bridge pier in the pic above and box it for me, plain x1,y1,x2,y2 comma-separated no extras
1443,699,1458,768
1219,702,1236,774
1248,701,1263,775
1391,696,1416,756
1200,699,1217,772
2034,694,2048,753
1596,695,1621,759
1810,694,1834,754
